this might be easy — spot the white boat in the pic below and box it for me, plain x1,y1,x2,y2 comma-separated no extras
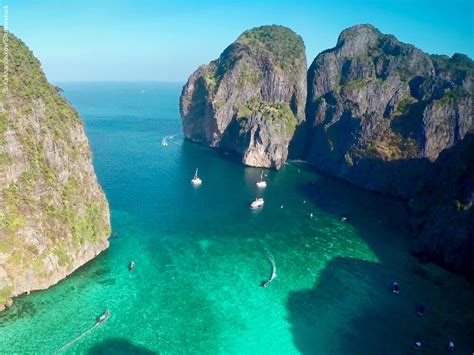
256,170,267,189
250,197,264,209
191,168,202,186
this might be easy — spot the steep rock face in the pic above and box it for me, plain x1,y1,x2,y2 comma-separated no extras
409,132,473,274
180,25,307,168
0,30,110,310
301,24,473,197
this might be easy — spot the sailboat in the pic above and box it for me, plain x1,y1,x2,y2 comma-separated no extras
191,168,202,186
256,170,267,189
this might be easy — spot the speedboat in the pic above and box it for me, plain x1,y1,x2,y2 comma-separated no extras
256,170,267,188
250,198,264,209
191,168,202,186
97,310,110,323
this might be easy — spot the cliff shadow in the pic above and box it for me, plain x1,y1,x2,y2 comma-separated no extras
88,337,157,355
297,172,410,264
286,173,474,354
286,257,474,355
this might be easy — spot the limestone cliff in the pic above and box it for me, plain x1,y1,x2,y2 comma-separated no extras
0,30,110,310
296,24,473,274
180,25,307,169
300,24,473,198
409,132,473,274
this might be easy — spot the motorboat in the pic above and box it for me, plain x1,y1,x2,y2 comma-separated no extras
97,310,110,323
256,170,267,188
250,198,264,209
191,168,202,186
392,282,400,294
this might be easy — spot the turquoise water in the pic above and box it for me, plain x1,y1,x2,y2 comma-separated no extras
0,82,472,354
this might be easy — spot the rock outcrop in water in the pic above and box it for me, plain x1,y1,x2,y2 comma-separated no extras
300,24,473,198
0,29,111,310
180,25,307,169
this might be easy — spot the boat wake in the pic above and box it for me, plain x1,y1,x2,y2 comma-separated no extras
162,133,182,147
56,320,101,353
262,251,277,287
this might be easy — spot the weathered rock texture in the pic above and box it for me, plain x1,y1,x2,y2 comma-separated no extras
300,24,473,198
295,24,474,274
180,25,307,168
0,30,110,310
410,132,473,274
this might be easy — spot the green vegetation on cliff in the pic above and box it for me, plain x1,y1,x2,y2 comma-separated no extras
181,24,307,169
237,25,305,71
237,97,297,135
0,28,110,309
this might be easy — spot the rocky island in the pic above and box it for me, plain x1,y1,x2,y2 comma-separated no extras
0,29,111,310
180,25,307,169
302,24,472,198
181,24,473,275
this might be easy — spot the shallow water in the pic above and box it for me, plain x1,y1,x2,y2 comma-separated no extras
0,82,472,354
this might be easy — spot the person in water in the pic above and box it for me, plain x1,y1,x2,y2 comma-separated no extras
129,261,135,271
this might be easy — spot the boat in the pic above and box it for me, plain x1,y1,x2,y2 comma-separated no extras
97,310,110,323
256,170,267,188
392,282,400,294
416,304,424,316
250,197,264,209
448,341,455,352
191,168,202,186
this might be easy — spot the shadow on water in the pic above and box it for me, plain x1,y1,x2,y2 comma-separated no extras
286,173,474,354
88,337,157,354
287,257,413,355
0,299,37,325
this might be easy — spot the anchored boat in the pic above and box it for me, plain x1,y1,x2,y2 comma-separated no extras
250,197,264,209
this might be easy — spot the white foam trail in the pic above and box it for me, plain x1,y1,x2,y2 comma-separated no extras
262,250,276,287
268,254,277,282
162,133,183,147
56,321,100,353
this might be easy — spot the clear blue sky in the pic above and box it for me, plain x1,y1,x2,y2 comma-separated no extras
2,0,473,82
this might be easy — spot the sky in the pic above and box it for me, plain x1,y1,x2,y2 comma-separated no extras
1,0,473,82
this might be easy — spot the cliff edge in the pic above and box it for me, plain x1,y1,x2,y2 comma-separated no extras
180,25,307,169
0,29,111,310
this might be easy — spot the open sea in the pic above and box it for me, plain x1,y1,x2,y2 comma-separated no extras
0,82,472,354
